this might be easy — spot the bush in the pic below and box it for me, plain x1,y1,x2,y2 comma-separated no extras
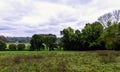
9,44,17,51
0,41,6,51
26,44,31,50
17,44,25,51
113,41,120,50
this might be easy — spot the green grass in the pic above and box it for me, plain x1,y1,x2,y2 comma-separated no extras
0,51,120,72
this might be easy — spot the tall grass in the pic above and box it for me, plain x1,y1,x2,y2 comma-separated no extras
0,51,120,72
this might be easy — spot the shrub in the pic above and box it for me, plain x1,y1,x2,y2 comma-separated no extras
0,41,6,51
26,44,31,50
9,44,17,51
113,41,120,50
17,44,25,51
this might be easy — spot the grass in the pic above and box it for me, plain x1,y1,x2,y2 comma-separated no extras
0,51,120,72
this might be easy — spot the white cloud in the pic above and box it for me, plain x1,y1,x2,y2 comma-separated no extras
19,1,76,25
0,0,120,37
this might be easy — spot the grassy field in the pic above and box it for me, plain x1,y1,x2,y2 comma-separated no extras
0,51,120,72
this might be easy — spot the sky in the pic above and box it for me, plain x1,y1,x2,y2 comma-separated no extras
0,0,120,37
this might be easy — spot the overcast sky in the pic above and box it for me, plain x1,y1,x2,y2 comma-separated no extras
0,0,120,37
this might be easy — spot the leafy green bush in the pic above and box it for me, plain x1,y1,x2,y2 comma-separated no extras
17,44,25,51
9,44,17,51
26,44,31,50
0,41,6,51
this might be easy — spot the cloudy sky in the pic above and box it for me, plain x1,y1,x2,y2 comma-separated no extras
0,0,120,37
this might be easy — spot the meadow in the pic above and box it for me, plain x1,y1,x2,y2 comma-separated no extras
0,51,120,72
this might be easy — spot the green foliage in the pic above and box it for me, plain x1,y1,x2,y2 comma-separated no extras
81,22,104,50
44,34,57,50
30,34,44,51
30,34,56,51
60,20,120,50
101,22,120,50
17,44,25,51
61,27,81,50
0,41,6,51
9,44,17,51
61,22,104,51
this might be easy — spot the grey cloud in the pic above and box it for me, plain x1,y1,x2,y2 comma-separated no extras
47,13,78,26
0,0,33,23
2,17,21,21
36,0,58,3
0,26,15,30
78,0,92,5
24,30,37,33
36,0,92,6
76,21,87,30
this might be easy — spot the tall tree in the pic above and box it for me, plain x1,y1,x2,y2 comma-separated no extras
44,34,57,50
74,30,82,50
103,22,120,50
61,27,76,50
30,34,44,51
61,27,83,50
98,10,120,28
81,22,104,50
30,34,56,51
113,10,120,23
98,13,112,27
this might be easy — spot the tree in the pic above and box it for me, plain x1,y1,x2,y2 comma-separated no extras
61,27,73,50
81,22,104,50
61,27,81,50
98,10,120,50
102,22,120,50
98,13,112,27
0,41,6,51
30,34,56,51
0,35,7,42
6,37,31,43
74,30,82,50
44,34,57,50
113,10,120,23
17,44,25,51
98,10,120,28
30,34,44,51
9,44,17,51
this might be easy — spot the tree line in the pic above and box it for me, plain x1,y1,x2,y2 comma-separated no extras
61,22,120,50
0,41,27,51
0,36,31,43
0,10,120,51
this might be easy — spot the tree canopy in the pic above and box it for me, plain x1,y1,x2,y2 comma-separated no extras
30,34,56,51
